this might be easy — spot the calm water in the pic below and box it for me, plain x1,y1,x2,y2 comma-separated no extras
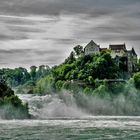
0,116,140,140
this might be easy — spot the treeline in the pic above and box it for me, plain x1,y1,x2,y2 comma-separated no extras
1,46,140,96
32,47,140,95
1,46,140,116
0,65,50,87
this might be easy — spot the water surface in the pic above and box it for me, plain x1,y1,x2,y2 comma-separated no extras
0,116,140,140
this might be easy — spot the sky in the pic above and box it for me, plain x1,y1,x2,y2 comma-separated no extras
0,0,140,68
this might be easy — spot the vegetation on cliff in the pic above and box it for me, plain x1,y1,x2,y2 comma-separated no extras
0,46,140,96
33,48,140,95
0,80,29,119
1,46,140,116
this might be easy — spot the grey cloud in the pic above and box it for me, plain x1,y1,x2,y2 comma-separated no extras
8,25,44,33
46,38,76,45
0,34,14,40
0,14,62,41
0,16,36,25
0,62,8,65
0,0,140,68
0,41,70,68
73,11,140,43
34,49,63,56
0,33,28,40
0,49,32,54
0,0,139,16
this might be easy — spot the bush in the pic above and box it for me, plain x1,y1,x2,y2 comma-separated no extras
133,72,140,90
0,80,30,119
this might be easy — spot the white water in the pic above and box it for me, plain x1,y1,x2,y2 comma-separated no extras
1,94,140,139
17,93,88,119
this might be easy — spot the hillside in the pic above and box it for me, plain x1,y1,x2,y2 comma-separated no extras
1,44,140,115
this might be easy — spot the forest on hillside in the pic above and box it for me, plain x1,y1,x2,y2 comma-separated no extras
0,46,140,95
1,46,140,116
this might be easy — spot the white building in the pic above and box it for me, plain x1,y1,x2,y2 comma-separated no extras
84,40,100,55
83,41,137,73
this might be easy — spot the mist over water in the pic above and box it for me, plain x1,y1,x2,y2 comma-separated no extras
1,90,140,139
17,87,140,119
18,92,88,119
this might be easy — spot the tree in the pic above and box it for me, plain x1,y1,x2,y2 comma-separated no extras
65,51,76,64
0,80,30,119
136,58,140,72
30,66,37,81
0,80,14,98
73,45,83,56
36,65,45,79
133,72,140,89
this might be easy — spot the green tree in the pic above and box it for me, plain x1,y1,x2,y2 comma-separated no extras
0,80,30,119
65,51,76,64
73,45,83,56
133,72,140,89
30,66,37,81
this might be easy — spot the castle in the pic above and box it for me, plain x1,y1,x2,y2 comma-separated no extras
84,40,137,73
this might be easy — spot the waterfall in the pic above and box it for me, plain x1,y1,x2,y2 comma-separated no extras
17,93,87,119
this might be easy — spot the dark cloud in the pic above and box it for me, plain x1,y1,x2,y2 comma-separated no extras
0,39,72,68
0,0,140,68
34,49,63,56
0,15,36,25
0,33,28,40
0,34,14,40
8,25,44,33
0,49,32,54
0,0,139,16
46,38,76,45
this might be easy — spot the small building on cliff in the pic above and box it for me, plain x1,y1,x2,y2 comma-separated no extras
84,40,100,55
84,40,137,73
109,44,127,58
109,44,137,73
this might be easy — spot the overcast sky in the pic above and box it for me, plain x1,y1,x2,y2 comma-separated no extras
0,0,140,68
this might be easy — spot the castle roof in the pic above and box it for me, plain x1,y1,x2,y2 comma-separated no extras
128,48,137,56
109,44,126,51
85,40,99,48
132,48,137,56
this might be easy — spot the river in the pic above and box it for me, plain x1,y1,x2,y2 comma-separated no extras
0,117,140,139
0,94,140,139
